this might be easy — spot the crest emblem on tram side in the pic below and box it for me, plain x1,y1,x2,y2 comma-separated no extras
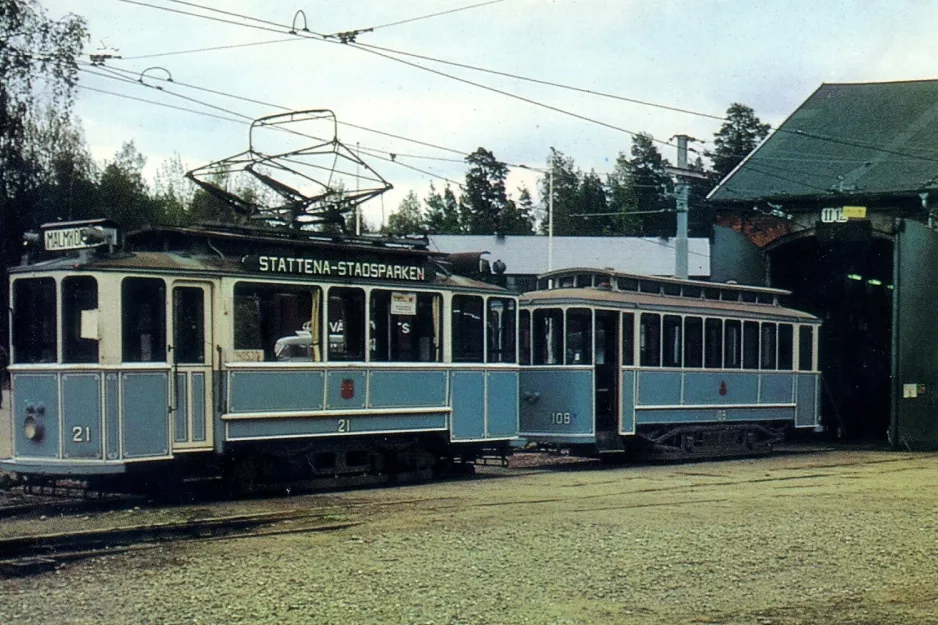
341,379,355,400
719,381,728,396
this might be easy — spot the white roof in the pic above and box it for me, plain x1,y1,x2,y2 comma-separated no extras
428,235,710,277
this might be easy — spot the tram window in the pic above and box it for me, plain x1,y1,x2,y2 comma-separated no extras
370,290,441,362
741,291,757,303
756,293,773,304
452,295,484,362
487,298,516,363
760,323,777,370
724,320,742,369
122,278,166,363
640,280,661,294
328,287,365,361
684,316,703,368
234,283,321,362
798,326,814,371
575,274,592,287
12,278,57,364
559,276,575,288
62,276,99,364
617,277,638,292
173,287,204,364
704,287,721,300
533,308,563,365
663,315,682,367
683,285,702,299
639,313,661,367
566,308,592,365
704,318,723,368
622,313,635,366
743,321,759,369
662,283,681,296
778,324,794,370
519,310,532,365
722,290,740,302
537,278,549,290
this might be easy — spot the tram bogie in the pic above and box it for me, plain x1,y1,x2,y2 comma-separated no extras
518,268,822,460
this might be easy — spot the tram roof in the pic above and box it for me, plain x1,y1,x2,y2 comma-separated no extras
521,287,819,322
539,267,791,296
709,79,938,205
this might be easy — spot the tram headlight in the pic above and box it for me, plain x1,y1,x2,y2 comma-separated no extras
23,416,44,442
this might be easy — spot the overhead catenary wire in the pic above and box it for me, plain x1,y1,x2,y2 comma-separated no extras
117,1,938,167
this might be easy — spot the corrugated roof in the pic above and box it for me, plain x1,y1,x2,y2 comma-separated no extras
708,79,938,204
428,235,710,277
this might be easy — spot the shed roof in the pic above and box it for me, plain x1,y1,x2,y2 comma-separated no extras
428,235,710,277
708,80,938,205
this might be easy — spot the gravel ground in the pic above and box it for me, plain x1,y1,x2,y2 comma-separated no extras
1,449,937,624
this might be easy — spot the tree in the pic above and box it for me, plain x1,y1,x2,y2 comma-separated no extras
509,185,537,235
460,147,515,235
95,141,165,230
607,133,674,237
711,103,771,183
386,190,425,235
538,148,581,236
575,170,611,234
424,183,462,234
1,0,86,343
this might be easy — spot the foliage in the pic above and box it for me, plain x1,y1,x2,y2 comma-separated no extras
460,147,531,235
711,103,771,183
386,190,425,235
537,148,581,235
424,183,462,234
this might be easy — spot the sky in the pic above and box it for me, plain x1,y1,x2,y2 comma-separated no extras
42,0,938,229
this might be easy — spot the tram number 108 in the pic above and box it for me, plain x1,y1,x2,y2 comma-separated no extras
550,412,573,425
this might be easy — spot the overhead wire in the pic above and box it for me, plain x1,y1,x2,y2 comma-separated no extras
122,37,303,60
116,0,938,166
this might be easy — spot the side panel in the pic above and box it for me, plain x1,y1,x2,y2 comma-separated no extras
486,370,519,439
61,373,103,460
519,368,594,440
637,406,794,425
121,372,170,458
620,370,636,435
326,370,367,410
760,373,794,404
173,372,188,443
191,373,206,442
226,413,448,441
228,370,325,414
637,371,683,405
369,370,447,408
451,371,485,440
681,372,759,405
795,373,820,428
104,373,121,460
894,220,938,449
11,373,60,459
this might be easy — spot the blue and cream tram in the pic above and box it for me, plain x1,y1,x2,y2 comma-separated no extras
518,268,822,458
2,220,519,487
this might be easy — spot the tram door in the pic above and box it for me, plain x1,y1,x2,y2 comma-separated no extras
170,282,213,451
594,310,620,437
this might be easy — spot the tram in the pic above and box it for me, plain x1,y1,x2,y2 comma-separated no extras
518,268,822,459
2,219,519,487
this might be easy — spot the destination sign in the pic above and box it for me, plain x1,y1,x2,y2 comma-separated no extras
44,227,96,251
244,255,427,282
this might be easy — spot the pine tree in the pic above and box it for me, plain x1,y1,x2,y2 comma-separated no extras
537,148,581,236
424,183,462,234
386,190,425,235
711,103,771,182
460,147,515,235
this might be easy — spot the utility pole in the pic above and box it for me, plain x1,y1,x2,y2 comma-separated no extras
667,135,706,279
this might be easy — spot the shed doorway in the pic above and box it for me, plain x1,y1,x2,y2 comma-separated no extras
767,234,893,441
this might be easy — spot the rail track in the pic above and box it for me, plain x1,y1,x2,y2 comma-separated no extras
0,509,359,577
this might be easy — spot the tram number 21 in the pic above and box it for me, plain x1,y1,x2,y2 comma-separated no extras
72,426,92,443
337,419,352,433
550,412,573,425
